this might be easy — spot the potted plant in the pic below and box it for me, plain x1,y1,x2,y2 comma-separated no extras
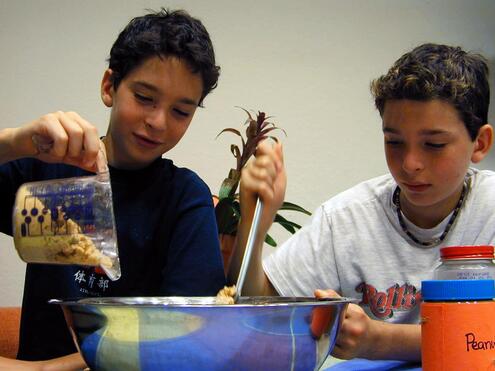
214,108,311,273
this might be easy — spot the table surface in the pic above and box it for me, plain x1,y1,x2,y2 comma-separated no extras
321,357,421,370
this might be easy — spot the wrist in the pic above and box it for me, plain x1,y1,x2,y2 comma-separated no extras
0,128,18,163
360,321,421,361
9,126,39,161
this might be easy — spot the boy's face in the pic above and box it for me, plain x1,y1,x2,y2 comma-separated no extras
382,99,479,223
101,56,203,169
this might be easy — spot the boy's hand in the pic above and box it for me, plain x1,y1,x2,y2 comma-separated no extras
10,111,107,173
239,140,286,229
228,141,286,294
315,289,375,359
315,289,421,361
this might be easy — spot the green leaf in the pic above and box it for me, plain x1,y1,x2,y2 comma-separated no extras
274,214,302,233
215,198,239,234
264,233,277,247
279,201,312,215
223,221,239,235
231,200,241,218
276,222,295,234
219,178,239,199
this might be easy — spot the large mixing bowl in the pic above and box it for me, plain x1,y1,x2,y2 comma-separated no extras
51,296,352,371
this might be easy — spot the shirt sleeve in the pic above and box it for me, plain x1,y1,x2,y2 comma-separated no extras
160,174,226,296
0,160,30,235
263,204,341,296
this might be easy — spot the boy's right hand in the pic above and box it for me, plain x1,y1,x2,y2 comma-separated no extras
239,140,286,230
9,111,107,172
227,141,286,294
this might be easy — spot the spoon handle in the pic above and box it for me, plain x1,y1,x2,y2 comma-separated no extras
235,198,263,300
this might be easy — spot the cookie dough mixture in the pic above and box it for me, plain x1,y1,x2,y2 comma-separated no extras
14,186,111,267
215,285,236,304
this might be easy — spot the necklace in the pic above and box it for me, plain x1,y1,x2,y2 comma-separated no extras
393,179,469,247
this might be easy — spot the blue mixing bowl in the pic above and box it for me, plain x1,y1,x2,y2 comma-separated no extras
51,296,352,371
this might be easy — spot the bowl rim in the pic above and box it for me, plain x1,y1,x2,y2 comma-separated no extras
49,296,358,308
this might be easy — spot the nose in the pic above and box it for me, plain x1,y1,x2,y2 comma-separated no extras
145,108,167,130
402,147,424,174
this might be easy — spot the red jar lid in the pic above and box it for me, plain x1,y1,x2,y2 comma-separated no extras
440,245,494,259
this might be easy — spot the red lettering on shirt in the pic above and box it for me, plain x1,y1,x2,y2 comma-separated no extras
355,282,422,319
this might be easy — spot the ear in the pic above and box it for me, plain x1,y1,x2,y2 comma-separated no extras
101,69,115,107
471,124,493,163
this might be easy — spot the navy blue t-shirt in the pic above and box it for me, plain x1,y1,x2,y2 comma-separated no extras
0,157,226,360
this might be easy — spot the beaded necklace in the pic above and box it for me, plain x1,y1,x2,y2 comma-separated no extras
393,179,470,247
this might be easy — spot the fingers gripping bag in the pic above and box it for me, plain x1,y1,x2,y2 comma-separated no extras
13,172,121,281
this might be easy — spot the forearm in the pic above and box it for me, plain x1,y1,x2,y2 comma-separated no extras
40,352,87,371
231,140,285,297
0,128,17,164
227,212,277,296
365,321,421,361
0,353,87,371
0,127,36,165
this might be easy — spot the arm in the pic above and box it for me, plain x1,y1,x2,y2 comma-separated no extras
0,353,87,371
316,289,421,361
0,111,106,172
227,141,286,296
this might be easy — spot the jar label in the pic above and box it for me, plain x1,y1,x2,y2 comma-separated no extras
421,301,495,369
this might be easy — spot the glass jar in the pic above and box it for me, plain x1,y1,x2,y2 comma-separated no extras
421,279,495,369
433,245,495,280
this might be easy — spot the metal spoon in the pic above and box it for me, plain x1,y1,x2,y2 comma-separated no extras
234,198,264,302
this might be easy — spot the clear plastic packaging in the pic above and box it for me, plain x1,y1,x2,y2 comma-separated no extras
13,172,121,281
433,245,495,281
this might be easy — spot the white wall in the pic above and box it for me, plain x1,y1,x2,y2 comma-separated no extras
1,0,494,306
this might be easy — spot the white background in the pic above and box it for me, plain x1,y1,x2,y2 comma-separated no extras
0,0,494,306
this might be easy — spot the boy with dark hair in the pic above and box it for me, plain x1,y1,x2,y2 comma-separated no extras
235,43,494,361
0,8,281,370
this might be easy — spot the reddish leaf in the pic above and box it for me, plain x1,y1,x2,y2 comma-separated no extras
260,126,287,137
216,128,242,139
235,106,254,121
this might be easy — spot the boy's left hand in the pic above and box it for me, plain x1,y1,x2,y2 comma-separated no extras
315,289,376,359
316,289,421,361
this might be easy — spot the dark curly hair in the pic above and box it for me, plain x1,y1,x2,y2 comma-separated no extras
371,43,490,140
108,8,220,106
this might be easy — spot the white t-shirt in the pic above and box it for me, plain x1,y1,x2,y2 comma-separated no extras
263,168,495,324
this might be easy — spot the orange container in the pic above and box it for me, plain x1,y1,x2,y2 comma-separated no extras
421,280,495,371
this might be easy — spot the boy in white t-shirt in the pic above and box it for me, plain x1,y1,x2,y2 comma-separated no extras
234,43,494,361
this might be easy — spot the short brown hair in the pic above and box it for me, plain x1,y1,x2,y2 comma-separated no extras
108,8,220,106
371,43,490,140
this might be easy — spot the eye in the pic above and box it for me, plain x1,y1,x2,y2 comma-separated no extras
385,139,403,146
134,93,154,104
425,142,446,149
173,108,190,117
